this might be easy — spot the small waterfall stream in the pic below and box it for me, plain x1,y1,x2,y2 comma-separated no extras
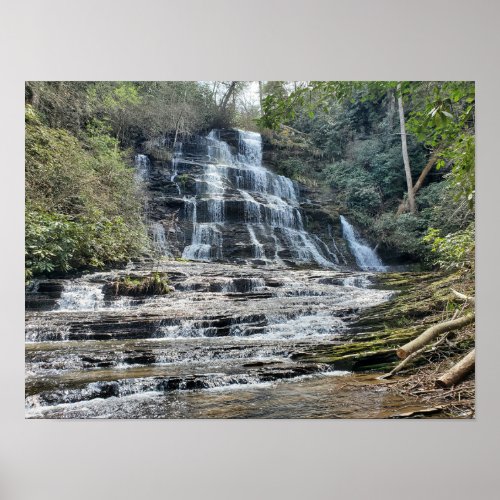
340,215,386,271
134,153,150,183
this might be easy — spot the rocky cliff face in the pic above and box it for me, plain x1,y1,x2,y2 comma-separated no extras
140,129,352,268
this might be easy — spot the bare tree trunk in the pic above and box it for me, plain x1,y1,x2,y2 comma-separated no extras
380,332,451,379
397,313,475,359
436,349,475,388
219,81,237,111
173,123,179,150
397,83,416,214
211,81,219,105
258,81,263,111
387,88,395,128
396,150,440,214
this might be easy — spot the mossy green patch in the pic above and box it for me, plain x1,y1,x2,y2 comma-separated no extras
296,271,474,372
112,272,172,296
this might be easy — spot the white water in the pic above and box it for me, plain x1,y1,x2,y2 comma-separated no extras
181,130,336,267
247,225,266,259
56,280,133,312
170,141,183,194
134,154,150,182
151,222,172,257
182,131,227,261
57,282,105,311
340,215,385,271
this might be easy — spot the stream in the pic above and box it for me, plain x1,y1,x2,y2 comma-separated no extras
25,262,427,418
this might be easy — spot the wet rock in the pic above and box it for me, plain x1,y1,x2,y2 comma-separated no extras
25,261,398,417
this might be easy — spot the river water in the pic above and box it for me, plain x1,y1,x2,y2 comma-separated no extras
25,262,428,418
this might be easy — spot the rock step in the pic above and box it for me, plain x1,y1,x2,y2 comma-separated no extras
26,362,329,407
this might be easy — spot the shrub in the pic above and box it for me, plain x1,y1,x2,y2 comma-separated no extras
423,225,475,270
25,107,148,279
112,272,172,296
373,213,428,259
326,161,382,214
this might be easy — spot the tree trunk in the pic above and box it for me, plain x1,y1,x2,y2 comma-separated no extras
380,332,451,379
211,81,219,105
387,88,395,128
435,349,475,388
396,150,440,214
258,81,263,111
451,289,475,304
397,313,475,359
219,81,237,111
397,83,416,214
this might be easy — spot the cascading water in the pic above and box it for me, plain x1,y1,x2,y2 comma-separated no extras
134,154,150,182
151,222,172,257
25,261,395,418
181,131,228,261
57,282,105,311
340,215,385,271
179,129,337,267
170,141,183,194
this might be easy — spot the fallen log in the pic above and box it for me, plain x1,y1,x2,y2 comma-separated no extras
380,333,450,379
396,313,475,359
451,289,475,305
390,406,444,418
435,349,475,388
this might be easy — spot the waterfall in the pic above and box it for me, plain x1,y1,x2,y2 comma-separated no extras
57,282,105,311
340,215,385,271
247,225,266,259
178,129,336,267
151,222,172,257
170,142,183,194
134,154,150,182
182,195,223,261
181,132,228,261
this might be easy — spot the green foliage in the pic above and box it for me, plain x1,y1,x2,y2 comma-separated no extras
112,272,172,296
279,158,305,179
25,207,146,280
406,81,475,204
326,161,382,214
176,174,191,188
25,105,147,279
373,213,428,259
423,225,475,270
25,209,80,278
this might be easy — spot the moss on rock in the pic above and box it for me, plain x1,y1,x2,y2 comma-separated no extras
111,272,173,296
295,271,474,372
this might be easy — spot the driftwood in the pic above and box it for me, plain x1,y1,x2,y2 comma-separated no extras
436,349,475,388
451,289,475,305
390,406,444,418
396,313,475,359
380,333,450,379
